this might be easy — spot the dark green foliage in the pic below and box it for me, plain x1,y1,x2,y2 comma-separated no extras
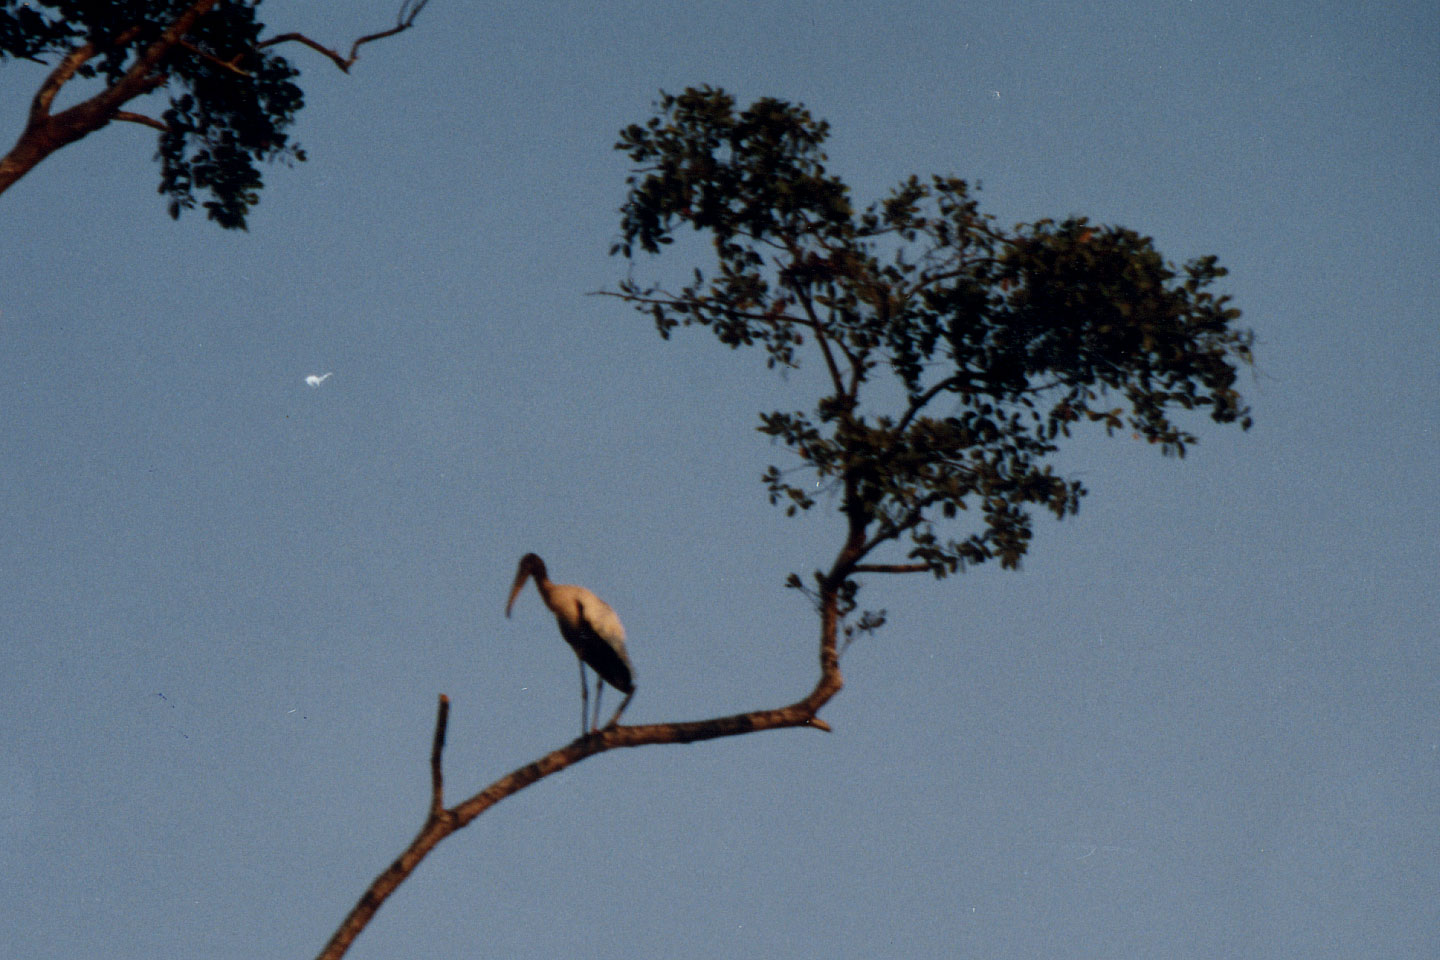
611,87,1253,587
153,2,304,228
3,2,304,228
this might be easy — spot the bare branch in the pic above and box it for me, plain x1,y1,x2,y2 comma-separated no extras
853,563,931,574
256,31,351,71
113,111,168,132
429,694,449,815
317,567,847,960
346,0,429,63
259,0,428,73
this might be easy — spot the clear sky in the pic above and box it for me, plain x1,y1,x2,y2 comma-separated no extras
2,1,1436,958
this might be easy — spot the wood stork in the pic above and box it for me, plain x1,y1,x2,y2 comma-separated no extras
505,553,635,734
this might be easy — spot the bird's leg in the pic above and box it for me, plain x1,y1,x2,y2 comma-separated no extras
603,689,634,730
577,660,589,737
591,675,605,733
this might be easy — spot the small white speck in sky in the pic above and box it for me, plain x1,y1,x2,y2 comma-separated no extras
305,372,333,388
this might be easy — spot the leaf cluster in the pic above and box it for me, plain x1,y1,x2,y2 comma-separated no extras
610,86,1253,590
3,1,304,228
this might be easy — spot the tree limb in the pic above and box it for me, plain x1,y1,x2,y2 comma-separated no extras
0,0,430,205
315,604,844,960
258,0,428,73
254,31,351,71
29,38,100,122
0,8,203,196
113,111,169,132
345,0,430,62
853,563,931,574
102,1,219,115
785,276,847,397
895,374,966,436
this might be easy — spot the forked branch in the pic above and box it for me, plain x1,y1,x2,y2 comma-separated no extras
315,594,844,960
259,0,429,73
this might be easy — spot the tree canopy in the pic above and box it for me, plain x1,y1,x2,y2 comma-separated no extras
609,86,1253,618
0,0,426,228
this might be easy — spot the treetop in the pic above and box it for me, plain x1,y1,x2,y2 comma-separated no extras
609,86,1253,588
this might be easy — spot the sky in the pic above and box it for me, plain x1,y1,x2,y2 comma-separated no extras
2,1,1437,958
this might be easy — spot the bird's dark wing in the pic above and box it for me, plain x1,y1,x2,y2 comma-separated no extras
562,606,634,694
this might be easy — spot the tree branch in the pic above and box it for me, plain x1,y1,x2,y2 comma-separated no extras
429,694,449,815
895,374,966,436
1,0,431,203
258,0,428,74
254,31,351,71
102,1,218,113
853,563,931,574
176,38,249,77
20,23,145,129
316,613,843,960
593,289,811,332
0,9,195,196
779,244,849,397
859,492,950,560
28,39,99,122
113,111,168,132
344,0,430,63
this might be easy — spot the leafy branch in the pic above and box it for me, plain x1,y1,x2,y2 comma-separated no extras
0,0,429,227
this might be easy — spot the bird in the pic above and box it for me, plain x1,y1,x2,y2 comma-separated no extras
305,372,332,387
505,553,635,735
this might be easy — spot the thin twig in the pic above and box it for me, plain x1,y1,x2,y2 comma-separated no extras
345,0,429,63
176,38,249,76
592,289,807,330
429,694,449,815
853,563,931,574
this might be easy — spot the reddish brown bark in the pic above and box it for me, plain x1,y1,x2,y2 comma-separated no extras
0,0,423,201
314,581,848,960
0,2,216,197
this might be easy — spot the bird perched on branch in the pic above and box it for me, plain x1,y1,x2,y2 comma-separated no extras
505,553,635,734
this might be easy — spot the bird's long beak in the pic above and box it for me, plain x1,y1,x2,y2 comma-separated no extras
505,568,529,618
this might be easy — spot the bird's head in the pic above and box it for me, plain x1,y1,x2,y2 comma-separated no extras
505,553,547,617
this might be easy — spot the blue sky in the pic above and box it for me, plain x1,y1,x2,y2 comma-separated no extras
2,1,1436,957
